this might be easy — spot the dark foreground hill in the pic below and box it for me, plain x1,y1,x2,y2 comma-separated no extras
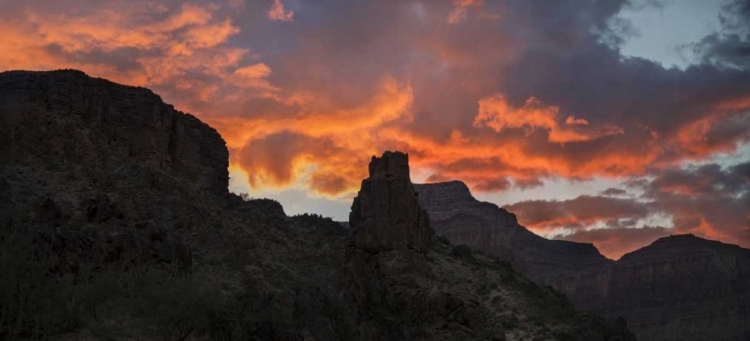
414,181,750,341
0,70,635,341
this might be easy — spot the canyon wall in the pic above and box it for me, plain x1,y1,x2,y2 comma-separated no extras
415,181,750,341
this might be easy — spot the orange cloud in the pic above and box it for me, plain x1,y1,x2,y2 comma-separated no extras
447,0,483,24
212,77,414,197
0,3,253,95
268,0,294,22
229,63,278,92
2,0,749,260
474,94,623,143
565,115,589,125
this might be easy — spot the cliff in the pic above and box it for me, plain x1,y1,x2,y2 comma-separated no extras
414,181,612,281
415,180,750,341
0,69,228,194
0,70,240,276
549,234,750,341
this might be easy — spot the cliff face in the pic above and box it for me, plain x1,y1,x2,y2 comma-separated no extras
549,235,750,341
0,69,228,195
415,181,750,341
0,70,233,274
414,181,611,282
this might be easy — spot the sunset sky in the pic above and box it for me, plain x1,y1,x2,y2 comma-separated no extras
1,0,748,259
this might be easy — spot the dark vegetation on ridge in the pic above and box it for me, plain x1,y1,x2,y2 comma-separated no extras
0,70,635,341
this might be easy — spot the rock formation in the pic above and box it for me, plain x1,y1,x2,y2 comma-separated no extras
415,180,750,341
348,152,432,254
344,151,436,338
414,181,611,281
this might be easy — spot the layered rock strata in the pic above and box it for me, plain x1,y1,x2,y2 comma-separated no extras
414,181,611,282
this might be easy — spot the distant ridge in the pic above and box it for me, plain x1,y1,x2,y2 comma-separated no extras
415,180,750,341
413,181,611,281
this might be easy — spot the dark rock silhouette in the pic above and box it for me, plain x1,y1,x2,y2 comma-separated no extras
0,70,637,341
416,180,750,341
344,151,437,338
343,152,635,341
0,69,228,194
348,152,432,253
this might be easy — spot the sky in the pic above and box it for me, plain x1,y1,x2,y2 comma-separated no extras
1,0,748,259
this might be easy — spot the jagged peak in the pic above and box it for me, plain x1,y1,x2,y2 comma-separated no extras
368,151,410,179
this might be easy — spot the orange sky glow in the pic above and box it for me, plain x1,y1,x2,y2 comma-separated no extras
1,0,748,259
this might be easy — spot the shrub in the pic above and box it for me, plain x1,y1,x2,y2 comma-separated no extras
0,225,93,340
0,220,221,341
120,267,220,341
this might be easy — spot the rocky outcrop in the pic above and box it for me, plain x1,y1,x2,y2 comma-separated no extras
415,180,750,341
414,181,611,282
348,151,432,253
344,151,436,338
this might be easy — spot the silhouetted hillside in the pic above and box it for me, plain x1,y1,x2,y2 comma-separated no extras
0,70,635,341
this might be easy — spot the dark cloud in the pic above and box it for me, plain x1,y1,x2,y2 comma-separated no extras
600,187,628,196
689,0,750,69
510,162,750,256
503,195,649,232
640,162,750,245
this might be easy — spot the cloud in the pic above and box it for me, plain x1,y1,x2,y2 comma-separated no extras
688,0,750,69
473,94,623,143
216,76,415,197
565,116,589,125
509,162,750,256
268,0,294,22
639,162,750,244
447,0,483,24
229,63,278,91
504,195,650,233
1,0,749,255
600,187,628,196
